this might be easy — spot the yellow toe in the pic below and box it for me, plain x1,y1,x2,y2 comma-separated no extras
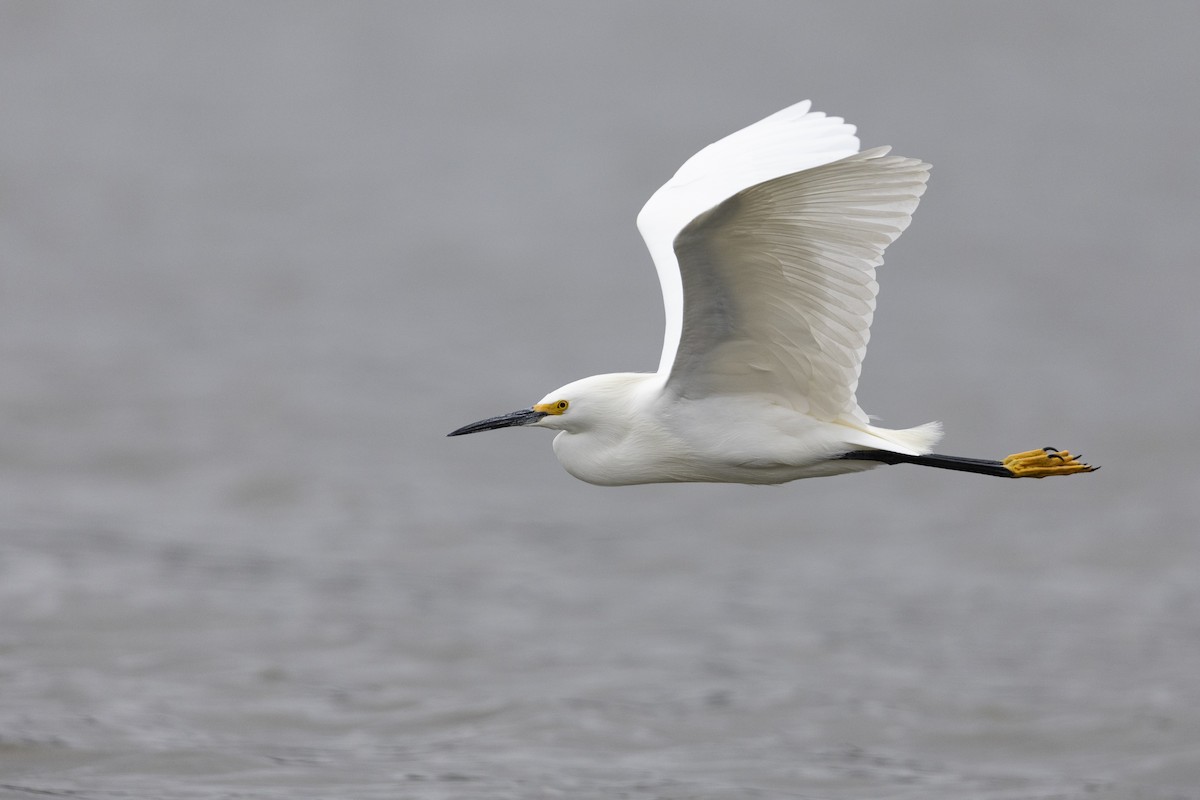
1002,447,1097,478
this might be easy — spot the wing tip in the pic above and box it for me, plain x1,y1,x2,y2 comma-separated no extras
849,147,930,170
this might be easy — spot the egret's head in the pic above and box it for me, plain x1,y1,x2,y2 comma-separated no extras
446,374,647,437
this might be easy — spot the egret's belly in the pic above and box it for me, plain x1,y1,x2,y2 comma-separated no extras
555,449,879,486
550,413,875,486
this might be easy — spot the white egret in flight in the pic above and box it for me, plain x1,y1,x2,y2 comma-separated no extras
449,101,1095,485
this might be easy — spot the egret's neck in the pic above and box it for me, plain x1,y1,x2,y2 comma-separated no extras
549,372,670,485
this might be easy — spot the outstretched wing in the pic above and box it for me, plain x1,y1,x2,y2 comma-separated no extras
660,146,930,422
637,100,861,377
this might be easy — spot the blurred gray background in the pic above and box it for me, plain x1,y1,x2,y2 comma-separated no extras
1,3,1198,798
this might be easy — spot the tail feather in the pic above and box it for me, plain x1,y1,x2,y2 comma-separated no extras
836,419,943,456
882,420,943,455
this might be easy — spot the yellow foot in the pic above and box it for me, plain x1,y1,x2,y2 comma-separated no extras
1002,447,1098,478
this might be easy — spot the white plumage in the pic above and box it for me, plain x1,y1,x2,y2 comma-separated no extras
449,101,1096,485
638,100,862,377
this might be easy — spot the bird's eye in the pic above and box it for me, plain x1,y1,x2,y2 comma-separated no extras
556,400,569,411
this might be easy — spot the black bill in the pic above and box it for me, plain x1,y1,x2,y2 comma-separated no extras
447,408,547,437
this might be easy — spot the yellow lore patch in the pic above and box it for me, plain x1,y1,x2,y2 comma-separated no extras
534,400,570,415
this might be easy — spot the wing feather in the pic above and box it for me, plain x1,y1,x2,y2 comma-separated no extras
665,148,930,423
638,101,860,374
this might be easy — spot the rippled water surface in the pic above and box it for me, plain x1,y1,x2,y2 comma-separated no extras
2,4,1199,798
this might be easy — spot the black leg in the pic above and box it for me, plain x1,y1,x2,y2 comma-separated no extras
837,447,1097,478
837,450,1014,477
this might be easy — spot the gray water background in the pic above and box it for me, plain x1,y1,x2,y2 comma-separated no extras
2,3,1199,798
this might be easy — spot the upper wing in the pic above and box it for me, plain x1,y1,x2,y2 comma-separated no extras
663,147,930,423
637,101,861,376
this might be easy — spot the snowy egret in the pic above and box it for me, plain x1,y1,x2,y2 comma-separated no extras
449,101,1095,485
